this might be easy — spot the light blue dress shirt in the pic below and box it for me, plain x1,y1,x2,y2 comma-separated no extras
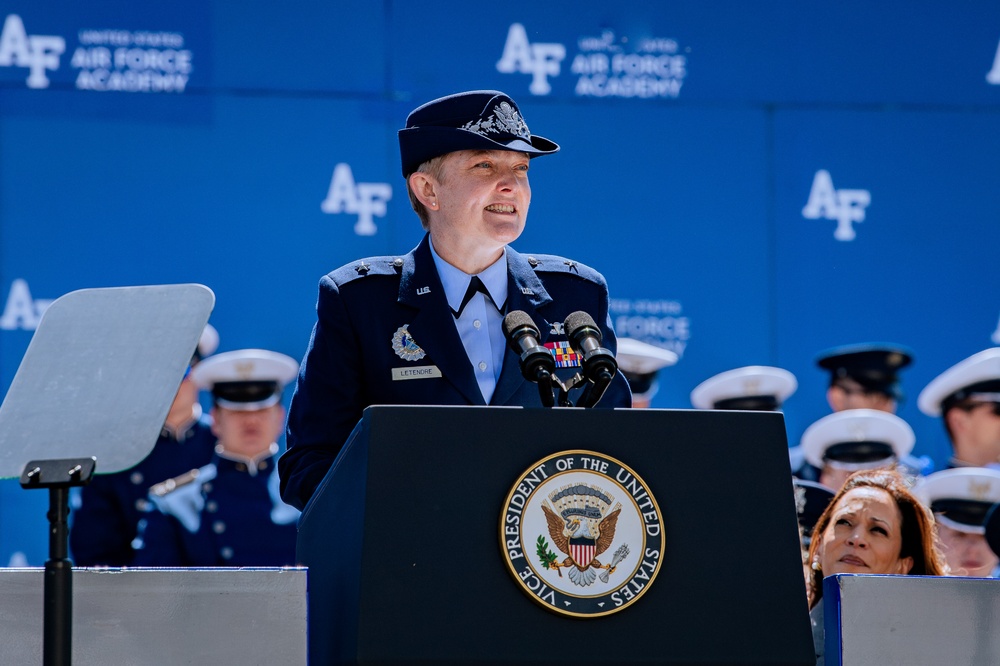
429,240,508,403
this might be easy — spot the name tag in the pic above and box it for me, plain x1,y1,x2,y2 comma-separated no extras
391,365,442,381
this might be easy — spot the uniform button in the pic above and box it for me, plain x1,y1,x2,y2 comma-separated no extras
259,460,268,470
130,472,144,485
213,521,226,534
473,319,482,329
206,501,218,513
220,547,234,560
135,499,149,512
478,361,488,371
202,483,213,493
236,463,246,472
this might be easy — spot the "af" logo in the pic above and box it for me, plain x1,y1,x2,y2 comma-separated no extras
320,163,392,236
0,15,65,89
496,23,566,96
801,170,871,242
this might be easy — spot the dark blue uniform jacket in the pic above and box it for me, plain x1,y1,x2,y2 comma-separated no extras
279,234,631,510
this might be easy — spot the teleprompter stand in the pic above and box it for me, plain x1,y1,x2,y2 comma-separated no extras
20,458,96,666
0,284,214,666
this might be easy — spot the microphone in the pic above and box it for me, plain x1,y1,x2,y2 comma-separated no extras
502,310,556,407
564,311,618,408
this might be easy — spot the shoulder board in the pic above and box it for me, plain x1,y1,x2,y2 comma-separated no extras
522,254,604,282
149,468,202,497
328,255,406,286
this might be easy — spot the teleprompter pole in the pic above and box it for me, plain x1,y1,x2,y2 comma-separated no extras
21,457,97,666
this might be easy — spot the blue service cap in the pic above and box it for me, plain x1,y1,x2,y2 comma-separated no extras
816,342,913,399
398,90,559,177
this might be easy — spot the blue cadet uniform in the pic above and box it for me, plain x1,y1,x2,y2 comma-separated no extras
281,237,631,510
134,349,300,567
70,417,217,566
69,324,220,566
280,90,631,511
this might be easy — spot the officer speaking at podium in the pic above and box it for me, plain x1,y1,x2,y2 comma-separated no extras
280,90,632,510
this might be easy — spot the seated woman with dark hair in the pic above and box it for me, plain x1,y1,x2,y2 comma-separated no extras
805,469,947,665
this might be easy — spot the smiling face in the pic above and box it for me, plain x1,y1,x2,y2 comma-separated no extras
816,486,914,576
408,149,531,274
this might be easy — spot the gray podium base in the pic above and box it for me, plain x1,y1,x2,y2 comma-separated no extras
829,574,1000,665
0,567,307,664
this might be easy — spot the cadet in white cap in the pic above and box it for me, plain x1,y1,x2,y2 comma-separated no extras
615,338,677,408
801,409,915,491
690,366,797,411
918,348,1000,468
134,348,302,566
70,324,221,566
914,467,1000,577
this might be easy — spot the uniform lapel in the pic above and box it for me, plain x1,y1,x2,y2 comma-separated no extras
398,235,486,405
490,248,554,406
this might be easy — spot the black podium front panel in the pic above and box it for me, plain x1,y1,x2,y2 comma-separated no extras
299,406,813,665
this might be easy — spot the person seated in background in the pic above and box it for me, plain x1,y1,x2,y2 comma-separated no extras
134,349,301,566
615,338,677,408
918,347,1000,469
800,409,915,491
70,324,220,566
914,467,1000,577
689,365,797,411
806,469,946,665
816,343,913,413
793,478,836,586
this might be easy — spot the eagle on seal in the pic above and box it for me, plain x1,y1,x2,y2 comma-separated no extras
541,502,621,587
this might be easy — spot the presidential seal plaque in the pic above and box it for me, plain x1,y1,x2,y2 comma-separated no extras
500,450,664,618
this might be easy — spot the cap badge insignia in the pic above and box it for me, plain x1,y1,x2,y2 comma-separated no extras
969,479,992,500
392,325,426,362
500,450,664,618
460,101,531,140
234,360,255,379
549,321,565,335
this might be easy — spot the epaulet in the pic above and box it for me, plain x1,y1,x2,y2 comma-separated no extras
522,254,605,283
149,468,202,497
328,255,406,286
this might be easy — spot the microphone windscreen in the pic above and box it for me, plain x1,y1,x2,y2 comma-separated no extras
564,311,602,342
502,310,537,339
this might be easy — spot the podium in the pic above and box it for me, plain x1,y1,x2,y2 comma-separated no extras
298,406,814,665
823,574,1000,664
